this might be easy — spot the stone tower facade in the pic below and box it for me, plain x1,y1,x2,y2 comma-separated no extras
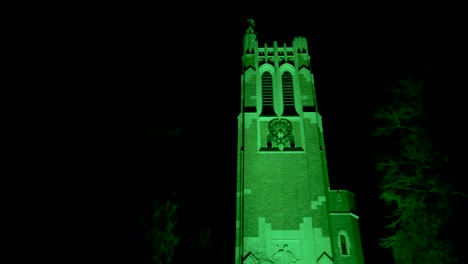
235,21,364,264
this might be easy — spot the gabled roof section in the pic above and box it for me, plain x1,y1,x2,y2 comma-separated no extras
317,251,333,264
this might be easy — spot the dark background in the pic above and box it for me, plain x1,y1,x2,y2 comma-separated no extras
57,3,464,263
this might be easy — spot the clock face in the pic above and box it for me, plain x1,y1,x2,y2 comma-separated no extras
268,118,292,145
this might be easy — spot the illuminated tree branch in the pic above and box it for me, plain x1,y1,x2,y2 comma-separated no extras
371,76,464,263
149,198,180,264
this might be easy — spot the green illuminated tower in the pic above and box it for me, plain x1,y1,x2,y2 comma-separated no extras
235,21,364,264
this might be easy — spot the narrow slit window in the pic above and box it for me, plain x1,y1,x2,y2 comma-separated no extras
340,234,348,255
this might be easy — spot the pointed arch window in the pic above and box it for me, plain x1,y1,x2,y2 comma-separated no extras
261,72,275,116
281,71,297,116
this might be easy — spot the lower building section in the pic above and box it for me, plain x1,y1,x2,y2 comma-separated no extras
235,190,365,264
329,213,364,264
241,217,333,264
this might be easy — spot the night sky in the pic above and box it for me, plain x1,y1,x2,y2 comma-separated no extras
72,3,463,263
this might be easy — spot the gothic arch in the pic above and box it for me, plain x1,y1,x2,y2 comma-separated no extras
337,230,351,257
278,63,296,75
279,64,298,116
258,65,276,116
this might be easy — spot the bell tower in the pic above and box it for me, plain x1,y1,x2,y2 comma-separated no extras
235,20,364,264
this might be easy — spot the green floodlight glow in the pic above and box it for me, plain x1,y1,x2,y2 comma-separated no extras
235,20,364,264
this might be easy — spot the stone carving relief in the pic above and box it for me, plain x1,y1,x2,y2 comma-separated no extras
268,118,294,150
244,241,301,264
272,243,300,264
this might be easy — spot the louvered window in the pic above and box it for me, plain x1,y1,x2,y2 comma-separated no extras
282,71,297,115
261,72,274,116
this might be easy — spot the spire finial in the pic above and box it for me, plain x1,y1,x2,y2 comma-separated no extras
247,19,255,28
246,19,255,34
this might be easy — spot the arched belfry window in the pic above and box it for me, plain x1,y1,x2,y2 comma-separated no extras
281,71,297,116
261,72,275,116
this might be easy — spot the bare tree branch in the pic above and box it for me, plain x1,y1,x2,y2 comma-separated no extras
371,76,461,263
